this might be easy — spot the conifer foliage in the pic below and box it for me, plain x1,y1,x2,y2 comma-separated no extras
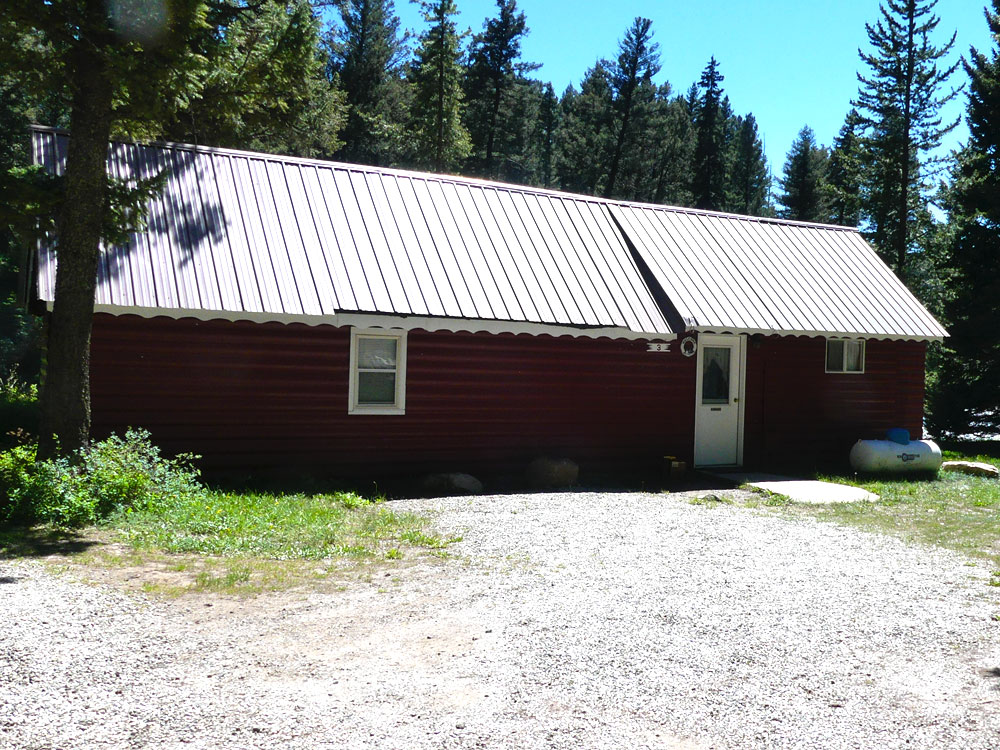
464,0,537,178
603,17,660,198
930,1,1000,436
691,57,729,211
329,0,409,165
854,0,960,277
777,126,830,222
409,0,471,172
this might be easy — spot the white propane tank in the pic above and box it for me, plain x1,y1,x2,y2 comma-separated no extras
849,439,942,473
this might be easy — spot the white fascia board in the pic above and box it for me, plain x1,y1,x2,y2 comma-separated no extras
80,303,676,342
690,325,944,343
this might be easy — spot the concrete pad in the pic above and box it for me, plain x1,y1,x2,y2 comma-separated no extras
711,472,879,504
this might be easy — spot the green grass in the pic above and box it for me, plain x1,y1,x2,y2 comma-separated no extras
770,450,1000,570
112,489,457,561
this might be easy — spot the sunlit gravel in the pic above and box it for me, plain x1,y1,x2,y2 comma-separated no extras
2,491,999,749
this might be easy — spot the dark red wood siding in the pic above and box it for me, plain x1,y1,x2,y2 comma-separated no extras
741,336,926,469
90,314,697,475
89,316,928,476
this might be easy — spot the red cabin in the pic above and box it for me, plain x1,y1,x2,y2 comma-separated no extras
32,127,946,478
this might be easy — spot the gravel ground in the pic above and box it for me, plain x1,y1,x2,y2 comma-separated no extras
2,491,999,749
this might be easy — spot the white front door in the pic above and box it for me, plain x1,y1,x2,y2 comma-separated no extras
694,334,746,467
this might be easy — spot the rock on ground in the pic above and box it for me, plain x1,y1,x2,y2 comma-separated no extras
2,491,999,749
941,460,1000,478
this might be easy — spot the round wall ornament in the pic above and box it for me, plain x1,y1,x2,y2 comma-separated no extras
680,337,697,357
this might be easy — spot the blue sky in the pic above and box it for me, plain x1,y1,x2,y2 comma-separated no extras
379,0,993,175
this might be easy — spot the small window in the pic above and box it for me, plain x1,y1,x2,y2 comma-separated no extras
349,328,407,414
825,338,864,373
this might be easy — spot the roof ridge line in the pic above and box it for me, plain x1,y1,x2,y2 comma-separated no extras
30,124,860,234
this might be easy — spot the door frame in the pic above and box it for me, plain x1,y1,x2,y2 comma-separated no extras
693,333,747,467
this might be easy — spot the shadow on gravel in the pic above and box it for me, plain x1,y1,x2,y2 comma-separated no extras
982,667,1000,691
0,526,99,558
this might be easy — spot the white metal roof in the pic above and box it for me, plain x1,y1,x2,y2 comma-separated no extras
31,127,946,341
608,204,947,340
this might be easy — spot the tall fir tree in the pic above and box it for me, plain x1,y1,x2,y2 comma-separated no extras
408,0,470,172
534,82,559,188
826,109,865,226
929,1,1000,436
167,0,346,158
854,0,960,277
777,125,830,222
648,94,696,207
725,113,770,216
329,0,409,165
554,68,614,195
464,0,538,178
691,57,728,210
603,17,660,198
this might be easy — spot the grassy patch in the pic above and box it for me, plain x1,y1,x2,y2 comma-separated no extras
113,489,458,561
3,489,461,594
772,453,1000,569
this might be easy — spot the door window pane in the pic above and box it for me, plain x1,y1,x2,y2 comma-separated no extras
702,347,731,404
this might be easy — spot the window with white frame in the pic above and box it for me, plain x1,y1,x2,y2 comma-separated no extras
349,328,407,414
825,338,865,373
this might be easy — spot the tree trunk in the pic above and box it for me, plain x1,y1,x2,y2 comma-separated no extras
37,53,113,459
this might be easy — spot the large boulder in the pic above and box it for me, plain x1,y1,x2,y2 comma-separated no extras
526,457,579,489
420,472,484,496
941,460,1000,478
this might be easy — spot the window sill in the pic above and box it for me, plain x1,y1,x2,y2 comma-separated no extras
348,406,406,416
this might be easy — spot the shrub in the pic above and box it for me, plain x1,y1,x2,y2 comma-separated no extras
0,429,204,528
0,369,39,448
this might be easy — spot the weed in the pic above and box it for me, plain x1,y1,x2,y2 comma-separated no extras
688,492,733,506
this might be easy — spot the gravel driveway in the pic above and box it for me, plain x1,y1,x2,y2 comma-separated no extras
2,491,999,749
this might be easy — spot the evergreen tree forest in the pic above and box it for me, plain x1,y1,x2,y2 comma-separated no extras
1,0,1000,446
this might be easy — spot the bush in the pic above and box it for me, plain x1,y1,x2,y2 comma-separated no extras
0,429,204,528
0,369,39,448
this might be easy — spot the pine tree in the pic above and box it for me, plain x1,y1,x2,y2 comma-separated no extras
826,109,865,226
691,57,728,210
409,0,470,172
929,1,1000,436
464,0,538,178
777,125,830,222
168,0,346,158
329,0,409,165
854,0,960,276
555,68,614,195
534,82,559,187
603,17,660,198
726,113,770,216
646,97,696,206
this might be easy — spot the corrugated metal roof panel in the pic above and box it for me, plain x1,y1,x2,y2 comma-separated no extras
31,127,945,340
610,202,947,340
